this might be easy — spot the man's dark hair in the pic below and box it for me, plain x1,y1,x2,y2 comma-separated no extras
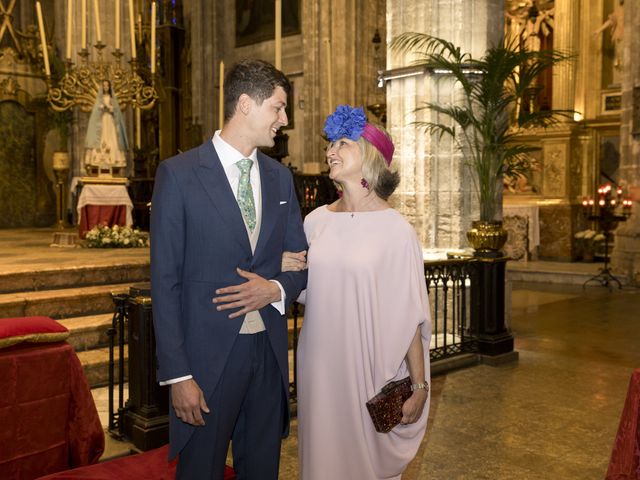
223,59,291,121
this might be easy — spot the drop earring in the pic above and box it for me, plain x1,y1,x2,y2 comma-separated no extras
361,178,369,189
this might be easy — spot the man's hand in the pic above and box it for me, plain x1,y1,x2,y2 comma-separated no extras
171,378,209,426
213,268,281,319
282,250,307,272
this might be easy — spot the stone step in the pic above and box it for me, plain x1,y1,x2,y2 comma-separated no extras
0,283,131,319
71,317,303,388
0,263,149,294
59,313,117,352
76,345,128,389
507,260,601,285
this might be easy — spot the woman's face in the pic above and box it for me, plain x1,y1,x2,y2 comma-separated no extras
325,138,363,183
102,80,110,92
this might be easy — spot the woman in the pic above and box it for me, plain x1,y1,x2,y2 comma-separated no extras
284,105,431,479
84,79,128,174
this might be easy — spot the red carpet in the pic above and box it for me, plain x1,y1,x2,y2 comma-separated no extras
37,444,236,479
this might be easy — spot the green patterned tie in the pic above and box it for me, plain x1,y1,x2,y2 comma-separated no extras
236,158,256,232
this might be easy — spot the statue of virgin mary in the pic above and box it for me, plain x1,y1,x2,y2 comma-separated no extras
84,79,129,175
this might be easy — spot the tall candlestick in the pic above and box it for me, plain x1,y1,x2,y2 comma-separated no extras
66,0,73,59
35,2,51,76
128,0,136,59
150,2,156,74
81,0,87,49
115,0,120,50
325,38,333,112
219,60,225,129
93,0,101,43
275,0,282,69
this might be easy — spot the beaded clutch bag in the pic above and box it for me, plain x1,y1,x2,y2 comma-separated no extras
365,376,412,433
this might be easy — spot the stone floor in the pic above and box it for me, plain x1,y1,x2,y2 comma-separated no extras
92,280,640,479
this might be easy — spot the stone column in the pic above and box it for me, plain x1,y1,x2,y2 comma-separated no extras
536,0,583,260
551,0,580,111
386,0,502,249
302,0,385,172
187,1,220,137
611,0,640,284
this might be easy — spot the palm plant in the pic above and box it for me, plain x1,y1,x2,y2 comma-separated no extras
390,33,573,221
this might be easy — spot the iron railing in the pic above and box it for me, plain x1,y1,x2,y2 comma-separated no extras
424,259,477,361
108,293,128,438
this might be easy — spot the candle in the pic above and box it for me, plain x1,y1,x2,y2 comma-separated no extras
35,2,51,76
81,0,87,49
137,14,142,39
275,0,282,69
219,60,225,129
135,107,141,148
66,0,73,59
115,0,120,50
150,2,156,74
128,0,136,59
93,0,101,43
325,38,333,112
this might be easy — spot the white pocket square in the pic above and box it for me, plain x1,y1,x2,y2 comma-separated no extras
279,201,287,205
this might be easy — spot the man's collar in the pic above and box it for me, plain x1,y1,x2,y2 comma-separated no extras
212,130,258,169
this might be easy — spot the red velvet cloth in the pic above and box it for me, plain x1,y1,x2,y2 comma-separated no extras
0,316,69,349
607,369,640,480
0,342,104,479
36,445,236,480
79,205,128,239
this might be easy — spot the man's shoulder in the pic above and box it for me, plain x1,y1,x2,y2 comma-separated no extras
258,151,293,177
162,141,214,170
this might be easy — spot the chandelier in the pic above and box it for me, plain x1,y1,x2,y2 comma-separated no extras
35,0,157,113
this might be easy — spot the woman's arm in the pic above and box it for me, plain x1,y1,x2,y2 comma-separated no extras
281,251,307,271
401,325,428,424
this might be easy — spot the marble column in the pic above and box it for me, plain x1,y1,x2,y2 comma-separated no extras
386,0,502,249
611,0,640,285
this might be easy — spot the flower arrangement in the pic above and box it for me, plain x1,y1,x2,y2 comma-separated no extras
83,224,149,248
574,229,605,259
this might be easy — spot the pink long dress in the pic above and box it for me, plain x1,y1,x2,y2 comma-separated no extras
297,205,431,480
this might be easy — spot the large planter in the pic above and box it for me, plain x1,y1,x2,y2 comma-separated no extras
466,220,508,257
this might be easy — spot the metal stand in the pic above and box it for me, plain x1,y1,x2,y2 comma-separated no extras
583,222,623,290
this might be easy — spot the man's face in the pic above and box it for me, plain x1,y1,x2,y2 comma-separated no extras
245,86,288,148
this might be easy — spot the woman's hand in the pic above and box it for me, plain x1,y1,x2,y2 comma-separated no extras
401,388,428,425
282,250,307,272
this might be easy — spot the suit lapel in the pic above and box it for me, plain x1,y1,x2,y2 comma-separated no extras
254,152,278,257
194,141,252,253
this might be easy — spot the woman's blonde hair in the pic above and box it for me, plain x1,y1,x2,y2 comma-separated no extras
357,125,399,200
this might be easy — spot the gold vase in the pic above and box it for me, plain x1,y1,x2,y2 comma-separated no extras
466,220,508,256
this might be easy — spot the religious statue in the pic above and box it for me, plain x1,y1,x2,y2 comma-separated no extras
505,0,555,52
84,79,129,176
593,0,624,75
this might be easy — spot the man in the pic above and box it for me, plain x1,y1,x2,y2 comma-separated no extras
150,59,307,479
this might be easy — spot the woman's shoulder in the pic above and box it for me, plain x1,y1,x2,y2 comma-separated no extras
304,204,329,222
382,209,421,243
